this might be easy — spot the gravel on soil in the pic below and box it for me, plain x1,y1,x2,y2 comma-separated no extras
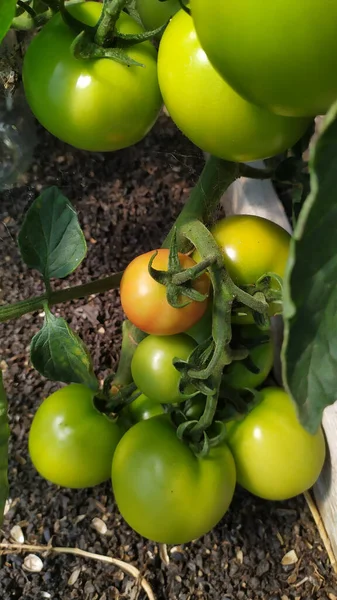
0,115,336,600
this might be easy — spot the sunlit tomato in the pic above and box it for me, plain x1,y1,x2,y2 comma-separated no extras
131,333,197,404
190,0,337,117
120,249,210,335
23,2,162,151
111,415,236,543
29,384,123,488
223,325,274,390
136,0,180,30
158,10,311,161
226,387,326,500
193,215,291,320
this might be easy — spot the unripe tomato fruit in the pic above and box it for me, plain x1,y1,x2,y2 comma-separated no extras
131,333,197,404
223,325,274,390
136,0,180,30
158,10,311,162
29,384,123,488
120,249,210,336
193,215,291,322
23,2,162,151
226,387,326,500
121,392,165,426
190,0,337,117
112,415,236,543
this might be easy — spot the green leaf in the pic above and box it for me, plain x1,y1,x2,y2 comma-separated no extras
31,307,98,390
282,101,337,433
0,0,16,42
18,186,87,282
0,371,9,526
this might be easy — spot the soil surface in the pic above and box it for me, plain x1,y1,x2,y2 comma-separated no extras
0,116,336,600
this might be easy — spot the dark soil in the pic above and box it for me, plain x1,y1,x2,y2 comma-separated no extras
0,116,336,600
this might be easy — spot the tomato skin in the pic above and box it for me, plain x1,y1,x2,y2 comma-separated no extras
111,415,236,543
136,0,180,30
158,10,311,162
190,0,337,117
223,325,274,390
194,215,290,319
120,249,210,336
23,2,162,151
131,334,197,404
29,384,123,488
226,387,326,501
121,393,165,425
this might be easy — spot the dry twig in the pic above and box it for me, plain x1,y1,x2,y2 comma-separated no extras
0,541,156,600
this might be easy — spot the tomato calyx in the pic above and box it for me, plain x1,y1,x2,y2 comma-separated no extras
148,231,211,309
59,0,165,66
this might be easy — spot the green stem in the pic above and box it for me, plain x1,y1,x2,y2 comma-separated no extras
111,320,146,389
162,156,240,252
17,0,36,18
0,272,122,324
0,371,9,526
94,0,126,46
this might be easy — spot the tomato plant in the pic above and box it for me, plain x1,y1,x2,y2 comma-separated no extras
158,10,311,162
111,415,236,543
131,333,197,404
23,2,162,151
223,325,274,390
29,384,123,488
190,0,337,118
120,248,210,335
226,387,326,500
136,0,180,30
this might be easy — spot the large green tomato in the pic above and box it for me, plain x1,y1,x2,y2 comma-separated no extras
158,10,311,162
136,0,180,30
226,387,326,500
23,2,162,151
131,334,197,404
112,415,236,543
190,0,337,117
223,325,274,390
29,384,123,488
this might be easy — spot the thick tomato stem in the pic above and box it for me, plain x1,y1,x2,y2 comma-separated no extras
94,0,127,46
163,156,240,253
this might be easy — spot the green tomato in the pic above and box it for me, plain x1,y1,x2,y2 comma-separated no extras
111,415,236,543
136,0,180,30
158,10,311,161
29,384,123,488
131,334,197,404
223,325,274,390
226,387,326,500
194,215,291,321
23,2,162,151
190,0,337,117
121,392,165,425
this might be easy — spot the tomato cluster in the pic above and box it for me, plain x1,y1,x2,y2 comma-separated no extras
29,215,326,545
22,1,328,159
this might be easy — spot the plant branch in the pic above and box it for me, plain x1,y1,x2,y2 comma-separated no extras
0,272,123,323
0,542,155,600
163,156,240,252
